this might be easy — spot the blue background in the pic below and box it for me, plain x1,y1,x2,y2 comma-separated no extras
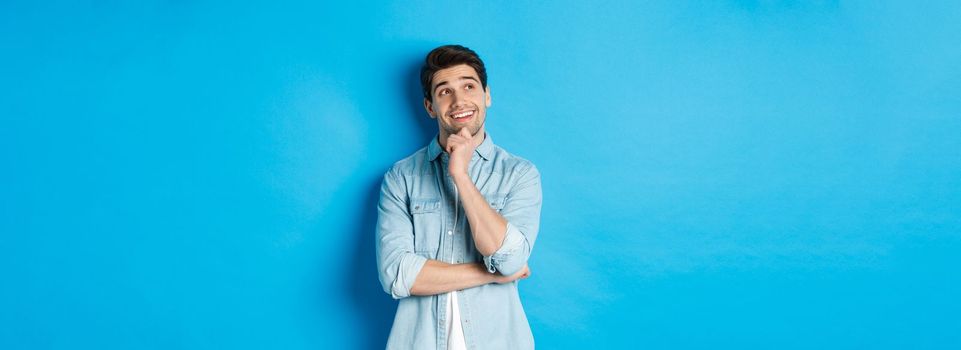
3,1,960,349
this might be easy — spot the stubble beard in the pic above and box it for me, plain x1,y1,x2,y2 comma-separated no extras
441,115,482,138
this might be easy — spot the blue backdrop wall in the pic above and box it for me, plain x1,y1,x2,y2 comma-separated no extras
3,1,960,349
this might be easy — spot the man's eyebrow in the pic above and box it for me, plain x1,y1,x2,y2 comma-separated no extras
433,76,480,92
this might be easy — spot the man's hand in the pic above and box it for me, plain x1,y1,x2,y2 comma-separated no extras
446,128,475,178
493,264,531,284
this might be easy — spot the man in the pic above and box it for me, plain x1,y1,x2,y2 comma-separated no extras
375,44,542,349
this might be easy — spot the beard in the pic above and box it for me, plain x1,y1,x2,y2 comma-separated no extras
440,116,482,137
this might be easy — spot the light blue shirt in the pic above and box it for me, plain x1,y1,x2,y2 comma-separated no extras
376,133,542,349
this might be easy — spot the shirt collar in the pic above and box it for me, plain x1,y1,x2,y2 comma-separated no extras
428,132,494,161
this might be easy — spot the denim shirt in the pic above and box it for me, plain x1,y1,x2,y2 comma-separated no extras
376,133,542,349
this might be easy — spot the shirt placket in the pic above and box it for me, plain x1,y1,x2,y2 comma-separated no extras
436,155,456,348
460,154,480,349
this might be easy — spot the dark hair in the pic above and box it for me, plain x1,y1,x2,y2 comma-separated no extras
420,45,488,101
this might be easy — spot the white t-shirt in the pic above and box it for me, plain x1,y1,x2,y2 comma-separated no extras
446,290,467,349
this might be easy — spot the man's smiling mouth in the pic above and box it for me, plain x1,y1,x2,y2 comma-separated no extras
450,110,475,121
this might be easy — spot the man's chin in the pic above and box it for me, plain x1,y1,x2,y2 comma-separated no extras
443,125,480,137
465,125,481,137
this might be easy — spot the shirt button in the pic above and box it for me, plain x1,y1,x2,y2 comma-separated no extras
447,230,453,235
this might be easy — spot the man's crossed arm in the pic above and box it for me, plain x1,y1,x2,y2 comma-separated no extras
410,260,529,296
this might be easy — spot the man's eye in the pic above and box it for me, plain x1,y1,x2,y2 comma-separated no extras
465,84,474,90
439,89,450,95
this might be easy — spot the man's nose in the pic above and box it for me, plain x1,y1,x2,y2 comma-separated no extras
451,90,468,106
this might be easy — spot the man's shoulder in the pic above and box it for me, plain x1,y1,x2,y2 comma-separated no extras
384,146,432,179
490,144,539,175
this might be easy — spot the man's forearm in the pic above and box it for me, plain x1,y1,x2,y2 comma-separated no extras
452,173,508,256
410,260,495,296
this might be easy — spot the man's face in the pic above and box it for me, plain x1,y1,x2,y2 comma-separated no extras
424,64,491,139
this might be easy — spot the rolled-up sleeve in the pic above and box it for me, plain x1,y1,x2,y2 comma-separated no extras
376,167,427,299
483,164,542,276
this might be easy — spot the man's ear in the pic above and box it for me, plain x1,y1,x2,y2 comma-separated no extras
423,98,436,118
485,86,492,107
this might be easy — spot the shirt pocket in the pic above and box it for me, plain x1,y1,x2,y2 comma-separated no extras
409,197,441,256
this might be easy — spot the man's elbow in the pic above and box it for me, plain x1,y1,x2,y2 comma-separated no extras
382,277,413,300
488,235,531,276
494,256,528,276
377,253,427,300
